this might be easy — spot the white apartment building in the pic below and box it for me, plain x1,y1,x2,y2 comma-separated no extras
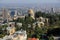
0,29,27,40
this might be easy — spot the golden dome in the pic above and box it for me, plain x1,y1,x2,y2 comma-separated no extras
28,9,34,14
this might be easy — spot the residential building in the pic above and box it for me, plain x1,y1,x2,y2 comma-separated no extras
0,29,27,40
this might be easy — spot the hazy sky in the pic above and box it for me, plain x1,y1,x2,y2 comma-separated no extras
0,0,60,4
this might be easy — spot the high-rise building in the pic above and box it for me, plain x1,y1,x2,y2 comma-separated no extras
0,10,3,23
50,8,54,13
2,8,8,20
7,11,12,21
10,11,15,17
14,10,18,20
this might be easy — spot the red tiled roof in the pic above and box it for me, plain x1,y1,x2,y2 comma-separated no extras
28,38,37,40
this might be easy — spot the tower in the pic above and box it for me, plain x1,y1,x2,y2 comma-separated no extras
2,8,7,20
51,8,54,13
2,8,8,21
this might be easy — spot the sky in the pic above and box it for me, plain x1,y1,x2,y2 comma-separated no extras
0,0,60,4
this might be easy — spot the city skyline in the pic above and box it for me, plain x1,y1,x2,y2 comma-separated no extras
0,0,60,4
